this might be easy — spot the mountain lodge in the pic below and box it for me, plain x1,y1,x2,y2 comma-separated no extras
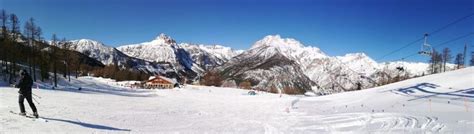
144,76,177,89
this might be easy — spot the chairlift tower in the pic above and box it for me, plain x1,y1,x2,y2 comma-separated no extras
418,33,433,56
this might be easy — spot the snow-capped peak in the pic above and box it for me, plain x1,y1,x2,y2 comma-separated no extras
139,33,177,46
70,39,107,47
155,33,172,41
251,35,304,49
245,35,327,62
335,52,379,75
118,33,175,48
337,53,374,63
69,39,113,52
68,39,121,65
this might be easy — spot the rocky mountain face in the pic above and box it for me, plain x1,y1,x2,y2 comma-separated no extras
220,35,433,95
69,33,434,95
219,44,316,94
178,43,241,70
117,34,241,81
68,39,165,74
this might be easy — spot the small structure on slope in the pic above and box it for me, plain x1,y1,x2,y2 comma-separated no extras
145,75,177,89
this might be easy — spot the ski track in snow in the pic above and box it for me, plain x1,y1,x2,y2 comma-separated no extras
288,112,446,133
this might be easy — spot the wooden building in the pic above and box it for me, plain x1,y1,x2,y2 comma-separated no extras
144,76,176,89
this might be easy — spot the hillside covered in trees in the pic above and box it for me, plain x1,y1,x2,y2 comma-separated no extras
0,9,150,87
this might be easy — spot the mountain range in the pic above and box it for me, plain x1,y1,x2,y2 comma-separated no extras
67,33,440,94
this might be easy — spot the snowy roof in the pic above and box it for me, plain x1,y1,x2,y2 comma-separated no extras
147,76,177,84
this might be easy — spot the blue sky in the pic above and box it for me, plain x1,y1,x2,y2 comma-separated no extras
2,0,473,62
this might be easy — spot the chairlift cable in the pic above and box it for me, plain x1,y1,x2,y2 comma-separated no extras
397,32,474,61
376,13,474,61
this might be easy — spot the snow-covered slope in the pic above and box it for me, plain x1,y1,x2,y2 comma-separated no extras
1,67,472,133
68,39,165,74
293,67,474,133
380,61,454,76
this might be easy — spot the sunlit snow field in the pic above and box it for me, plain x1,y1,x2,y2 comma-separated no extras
1,67,473,133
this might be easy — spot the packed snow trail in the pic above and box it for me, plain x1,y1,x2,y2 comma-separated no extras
291,67,473,133
1,67,473,133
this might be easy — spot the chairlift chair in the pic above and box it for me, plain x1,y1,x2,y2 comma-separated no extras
418,33,433,56
395,58,405,72
396,66,405,72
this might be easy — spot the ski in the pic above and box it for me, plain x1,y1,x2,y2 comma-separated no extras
9,111,48,122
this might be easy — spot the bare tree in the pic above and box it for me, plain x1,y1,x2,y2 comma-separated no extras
470,51,474,66
9,13,19,40
429,49,443,74
24,18,36,80
454,53,464,69
200,70,223,86
60,37,71,81
32,25,42,81
51,34,59,87
8,13,20,83
239,81,252,89
463,44,467,67
0,9,8,81
0,9,8,38
441,48,452,72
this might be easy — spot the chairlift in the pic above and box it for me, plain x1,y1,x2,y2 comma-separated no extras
395,58,405,72
396,66,405,72
418,33,433,56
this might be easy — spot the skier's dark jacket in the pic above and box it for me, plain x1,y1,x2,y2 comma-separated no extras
15,74,33,95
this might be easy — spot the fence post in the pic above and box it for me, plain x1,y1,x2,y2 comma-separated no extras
465,97,469,112
429,99,432,112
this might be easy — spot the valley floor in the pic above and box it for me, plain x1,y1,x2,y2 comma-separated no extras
1,68,473,133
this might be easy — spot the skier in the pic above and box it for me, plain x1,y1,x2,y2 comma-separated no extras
356,82,362,90
15,69,38,118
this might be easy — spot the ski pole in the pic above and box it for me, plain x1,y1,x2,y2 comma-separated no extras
32,93,42,99
32,96,40,105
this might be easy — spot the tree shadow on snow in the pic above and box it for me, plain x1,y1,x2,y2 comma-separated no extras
58,87,158,98
42,117,131,132
392,83,474,101
38,83,156,97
